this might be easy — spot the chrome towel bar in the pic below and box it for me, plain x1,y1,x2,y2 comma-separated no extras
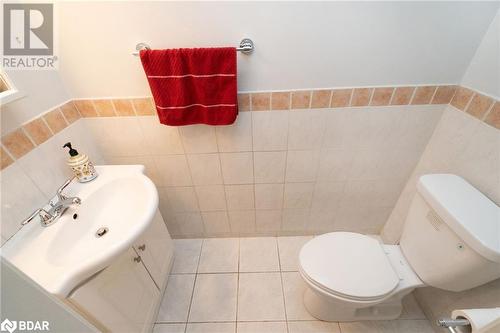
132,38,254,56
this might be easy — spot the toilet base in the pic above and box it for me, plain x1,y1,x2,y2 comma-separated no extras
303,286,412,322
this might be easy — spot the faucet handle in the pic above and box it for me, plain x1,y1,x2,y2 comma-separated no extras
56,177,75,201
21,208,51,226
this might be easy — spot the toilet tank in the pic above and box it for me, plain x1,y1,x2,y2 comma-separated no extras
400,174,500,292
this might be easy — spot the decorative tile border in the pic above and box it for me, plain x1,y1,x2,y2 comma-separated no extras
1,85,498,171
239,85,458,111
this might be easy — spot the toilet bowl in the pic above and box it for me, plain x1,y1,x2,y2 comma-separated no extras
299,232,423,321
299,174,500,322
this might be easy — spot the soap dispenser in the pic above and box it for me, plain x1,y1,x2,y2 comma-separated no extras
63,142,98,183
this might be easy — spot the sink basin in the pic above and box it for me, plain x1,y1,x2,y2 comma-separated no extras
1,165,158,297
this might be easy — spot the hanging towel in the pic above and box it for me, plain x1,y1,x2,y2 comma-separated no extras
140,47,238,126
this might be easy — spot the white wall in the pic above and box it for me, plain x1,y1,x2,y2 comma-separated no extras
460,9,500,99
57,1,499,97
1,71,70,133
1,259,98,333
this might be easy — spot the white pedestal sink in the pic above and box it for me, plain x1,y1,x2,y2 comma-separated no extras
1,165,160,297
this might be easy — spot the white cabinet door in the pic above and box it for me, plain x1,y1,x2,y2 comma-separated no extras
68,248,159,333
134,210,173,289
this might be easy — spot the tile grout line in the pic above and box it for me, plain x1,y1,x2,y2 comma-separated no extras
387,87,397,105
367,87,375,106
429,86,439,104
481,100,496,121
235,238,240,333
462,92,476,114
408,86,418,105
183,238,204,332
276,237,290,333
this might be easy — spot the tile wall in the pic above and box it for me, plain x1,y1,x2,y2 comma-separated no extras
0,110,104,244
379,89,499,332
1,85,498,241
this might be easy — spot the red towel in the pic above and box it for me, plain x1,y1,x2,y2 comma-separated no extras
140,47,238,126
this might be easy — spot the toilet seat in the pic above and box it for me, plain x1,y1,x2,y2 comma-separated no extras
299,232,400,302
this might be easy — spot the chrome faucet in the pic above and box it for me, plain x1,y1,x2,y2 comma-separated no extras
21,178,82,227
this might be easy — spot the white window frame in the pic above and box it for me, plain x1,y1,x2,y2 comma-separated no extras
0,71,24,105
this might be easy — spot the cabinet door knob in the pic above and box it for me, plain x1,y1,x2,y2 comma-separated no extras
138,244,146,251
133,256,141,263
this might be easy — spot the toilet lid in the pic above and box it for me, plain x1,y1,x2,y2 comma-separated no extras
299,232,400,301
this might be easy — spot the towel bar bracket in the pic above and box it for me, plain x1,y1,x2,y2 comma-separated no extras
132,38,254,56
236,38,254,54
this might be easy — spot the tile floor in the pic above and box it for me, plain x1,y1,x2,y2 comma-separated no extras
154,237,435,333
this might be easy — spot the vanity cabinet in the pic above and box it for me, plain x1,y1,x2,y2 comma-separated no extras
67,210,173,333
133,210,172,289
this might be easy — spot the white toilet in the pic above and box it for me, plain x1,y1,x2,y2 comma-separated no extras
299,174,500,322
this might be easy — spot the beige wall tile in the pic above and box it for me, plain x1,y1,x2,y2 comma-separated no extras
431,85,457,104
370,87,394,106
330,89,352,107
291,91,311,109
225,184,255,210
238,93,251,111
133,98,155,115
311,90,331,108
450,86,474,110
195,185,227,211
391,87,414,105
201,211,231,235
179,125,217,153
1,147,14,170
2,129,35,159
60,102,81,124
251,93,271,111
484,101,500,129
113,99,135,116
216,112,252,152
228,210,256,235
271,92,290,110
73,100,98,117
350,88,372,106
220,152,254,184
255,183,284,210
466,93,494,119
93,99,116,117
23,118,52,145
253,151,287,183
411,86,436,105
252,111,289,151
187,153,223,185
43,109,68,134
255,209,282,232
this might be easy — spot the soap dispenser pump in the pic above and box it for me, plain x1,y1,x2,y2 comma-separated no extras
63,142,97,183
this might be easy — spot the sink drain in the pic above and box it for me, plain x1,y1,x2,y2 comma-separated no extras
95,227,109,238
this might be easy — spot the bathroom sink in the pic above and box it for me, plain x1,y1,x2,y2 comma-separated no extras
1,165,158,297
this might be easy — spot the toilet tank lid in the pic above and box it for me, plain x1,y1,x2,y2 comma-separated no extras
417,174,500,263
